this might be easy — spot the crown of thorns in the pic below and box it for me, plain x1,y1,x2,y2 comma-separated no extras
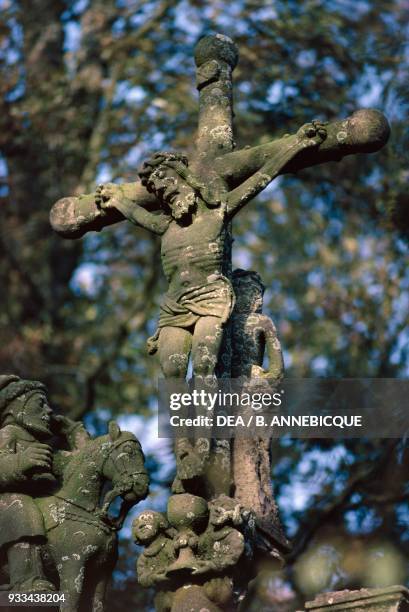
139,152,188,192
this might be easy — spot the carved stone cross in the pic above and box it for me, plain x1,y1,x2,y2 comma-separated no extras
50,33,389,609
50,33,389,383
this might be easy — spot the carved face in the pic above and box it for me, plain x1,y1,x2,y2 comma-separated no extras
15,391,53,437
148,166,197,220
133,511,161,543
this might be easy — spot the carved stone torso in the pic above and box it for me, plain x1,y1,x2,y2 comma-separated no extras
0,424,56,553
161,205,227,291
0,424,57,494
137,535,176,588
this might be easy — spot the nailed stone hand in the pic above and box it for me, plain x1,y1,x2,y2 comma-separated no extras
95,182,123,209
296,120,327,146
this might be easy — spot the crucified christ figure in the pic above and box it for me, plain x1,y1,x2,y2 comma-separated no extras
93,121,325,383
50,33,388,386
50,34,389,496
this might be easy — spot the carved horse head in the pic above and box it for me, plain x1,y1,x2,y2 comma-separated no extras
98,422,149,527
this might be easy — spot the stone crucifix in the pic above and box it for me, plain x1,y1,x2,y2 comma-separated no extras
51,34,389,372
50,34,389,496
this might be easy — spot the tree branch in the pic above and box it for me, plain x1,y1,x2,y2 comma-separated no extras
72,235,162,420
287,439,399,563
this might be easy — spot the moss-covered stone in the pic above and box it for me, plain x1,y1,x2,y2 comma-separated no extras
48,32,391,611
0,375,149,611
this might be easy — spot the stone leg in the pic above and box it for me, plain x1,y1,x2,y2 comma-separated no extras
7,539,55,592
192,316,230,493
158,327,192,380
191,316,224,381
158,326,195,491
59,567,84,612
89,564,113,612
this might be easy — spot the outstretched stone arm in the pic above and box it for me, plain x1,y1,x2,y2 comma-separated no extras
95,183,170,235
226,121,326,218
50,181,161,239
218,109,390,192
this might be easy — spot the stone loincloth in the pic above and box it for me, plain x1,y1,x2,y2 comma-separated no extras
147,274,235,354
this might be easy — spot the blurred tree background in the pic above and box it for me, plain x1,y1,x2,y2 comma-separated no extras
0,0,408,609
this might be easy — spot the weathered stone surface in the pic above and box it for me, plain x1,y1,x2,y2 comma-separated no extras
49,182,159,239
231,269,283,381
0,375,149,611
194,34,239,70
133,510,176,589
305,586,409,611
231,269,290,564
133,494,253,610
169,584,225,612
49,110,390,239
48,37,389,411
48,32,391,610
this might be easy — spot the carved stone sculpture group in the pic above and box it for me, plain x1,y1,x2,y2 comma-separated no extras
0,375,149,611
2,32,389,612
133,493,251,611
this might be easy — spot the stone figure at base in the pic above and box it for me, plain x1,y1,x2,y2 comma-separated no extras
133,510,177,589
133,493,252,611
0,375,149,612
0,374,84,593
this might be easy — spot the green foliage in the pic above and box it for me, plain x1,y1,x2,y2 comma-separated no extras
0,0,408,606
